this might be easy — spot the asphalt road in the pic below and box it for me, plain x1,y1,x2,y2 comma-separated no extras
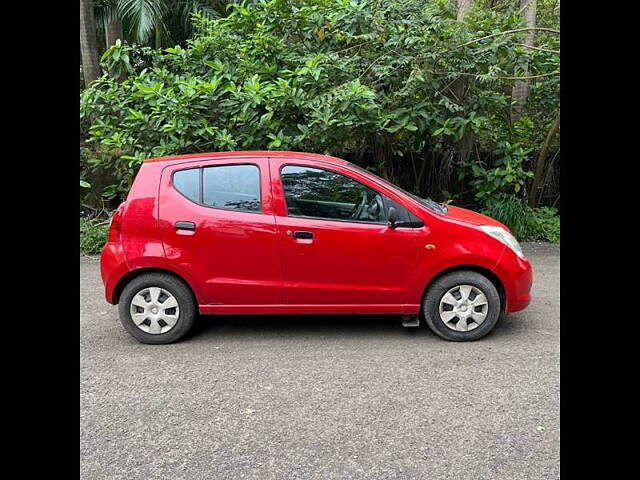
80,243,559,480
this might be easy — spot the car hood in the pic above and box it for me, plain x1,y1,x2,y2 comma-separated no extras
443,205,507,229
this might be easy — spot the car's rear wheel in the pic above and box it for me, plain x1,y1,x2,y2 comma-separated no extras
118,273,197,344
422,270,501,341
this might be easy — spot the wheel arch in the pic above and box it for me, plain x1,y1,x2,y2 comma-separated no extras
112,267,198,305
421,265,506,313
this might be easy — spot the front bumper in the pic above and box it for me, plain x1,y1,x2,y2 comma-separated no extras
494,248,533,313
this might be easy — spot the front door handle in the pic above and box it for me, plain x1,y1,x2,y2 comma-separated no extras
293,230,313,239
175,221,196,231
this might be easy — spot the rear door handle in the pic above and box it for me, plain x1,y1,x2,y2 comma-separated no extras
175,221,196,231
293,230,313,239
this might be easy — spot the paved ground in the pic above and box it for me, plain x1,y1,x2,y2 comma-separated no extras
80,243,559,480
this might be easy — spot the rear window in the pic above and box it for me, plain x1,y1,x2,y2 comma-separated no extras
172,164,261,212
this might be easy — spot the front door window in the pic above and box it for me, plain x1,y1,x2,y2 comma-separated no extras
280,165,409,224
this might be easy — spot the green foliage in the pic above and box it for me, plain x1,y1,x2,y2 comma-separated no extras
466,141,533,202
481,195,559,243
80,217,109,255
117,0,168,45
81,0,560,220
534,206,560,243
94,0,228,49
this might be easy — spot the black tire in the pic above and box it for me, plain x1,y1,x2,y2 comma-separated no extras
118,273,197,344
422,270,501,342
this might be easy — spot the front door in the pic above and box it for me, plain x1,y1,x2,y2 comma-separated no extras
158,158,283,305
269,158,419,308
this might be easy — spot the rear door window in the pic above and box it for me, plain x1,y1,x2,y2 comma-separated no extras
172,164,261,212
203,164,261,212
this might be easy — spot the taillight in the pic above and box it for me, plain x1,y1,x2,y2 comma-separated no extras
107,204,125,243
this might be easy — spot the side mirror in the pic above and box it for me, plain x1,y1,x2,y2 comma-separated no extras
387,207,398,229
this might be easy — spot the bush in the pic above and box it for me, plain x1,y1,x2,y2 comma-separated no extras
80,217,109,255
481,195,559,243
534,206,560,243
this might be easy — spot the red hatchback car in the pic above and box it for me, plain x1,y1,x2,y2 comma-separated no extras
100,151,532,344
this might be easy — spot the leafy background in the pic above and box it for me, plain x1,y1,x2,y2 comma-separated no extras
80,0,559,253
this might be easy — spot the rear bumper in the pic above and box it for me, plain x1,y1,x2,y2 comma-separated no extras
100,241,129,304
494,249,533,313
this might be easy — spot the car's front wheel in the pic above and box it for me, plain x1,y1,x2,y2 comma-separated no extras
422,270,501,341
118,273,197,344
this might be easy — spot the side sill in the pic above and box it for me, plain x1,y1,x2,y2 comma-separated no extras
198,304,421,315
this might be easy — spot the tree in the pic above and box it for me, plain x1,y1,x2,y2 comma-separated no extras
118,0,167,47
456,0,472,21
528,112,559,207
105,12,123,48
80,0,101,87
96,1,227,50
105,19,124,47
452,0,474,166
511,0,537,122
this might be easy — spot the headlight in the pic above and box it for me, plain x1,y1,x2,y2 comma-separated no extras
479,225,525,259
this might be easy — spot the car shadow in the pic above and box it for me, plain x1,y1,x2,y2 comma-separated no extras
189,313,424,340
187,311,529,342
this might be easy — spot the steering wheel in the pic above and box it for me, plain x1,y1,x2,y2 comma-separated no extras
368,194,384,222
350,190,368,219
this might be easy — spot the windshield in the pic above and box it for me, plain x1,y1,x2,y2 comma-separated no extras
347,163,448,214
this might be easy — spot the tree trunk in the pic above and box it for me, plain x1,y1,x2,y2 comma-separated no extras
453,0,474,165
456,0,472,21
511,0,537,123
105,17,123,48
155,26,162,49
452,0,472,101
528,112,559,207
80,0,100,87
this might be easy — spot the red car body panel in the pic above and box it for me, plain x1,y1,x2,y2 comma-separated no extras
444,205,506,228
100,151,532,315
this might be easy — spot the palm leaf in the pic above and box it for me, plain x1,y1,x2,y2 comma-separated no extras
117,0,168,44
175,1,225,31
95,0,120,25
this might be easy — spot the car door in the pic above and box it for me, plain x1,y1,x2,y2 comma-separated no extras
268,157,420,308
158,158,283,306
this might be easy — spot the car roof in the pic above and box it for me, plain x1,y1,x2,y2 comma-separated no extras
143,151,348,166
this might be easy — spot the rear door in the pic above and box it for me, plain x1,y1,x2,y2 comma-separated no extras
269,157,420,308
158,157,283,305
